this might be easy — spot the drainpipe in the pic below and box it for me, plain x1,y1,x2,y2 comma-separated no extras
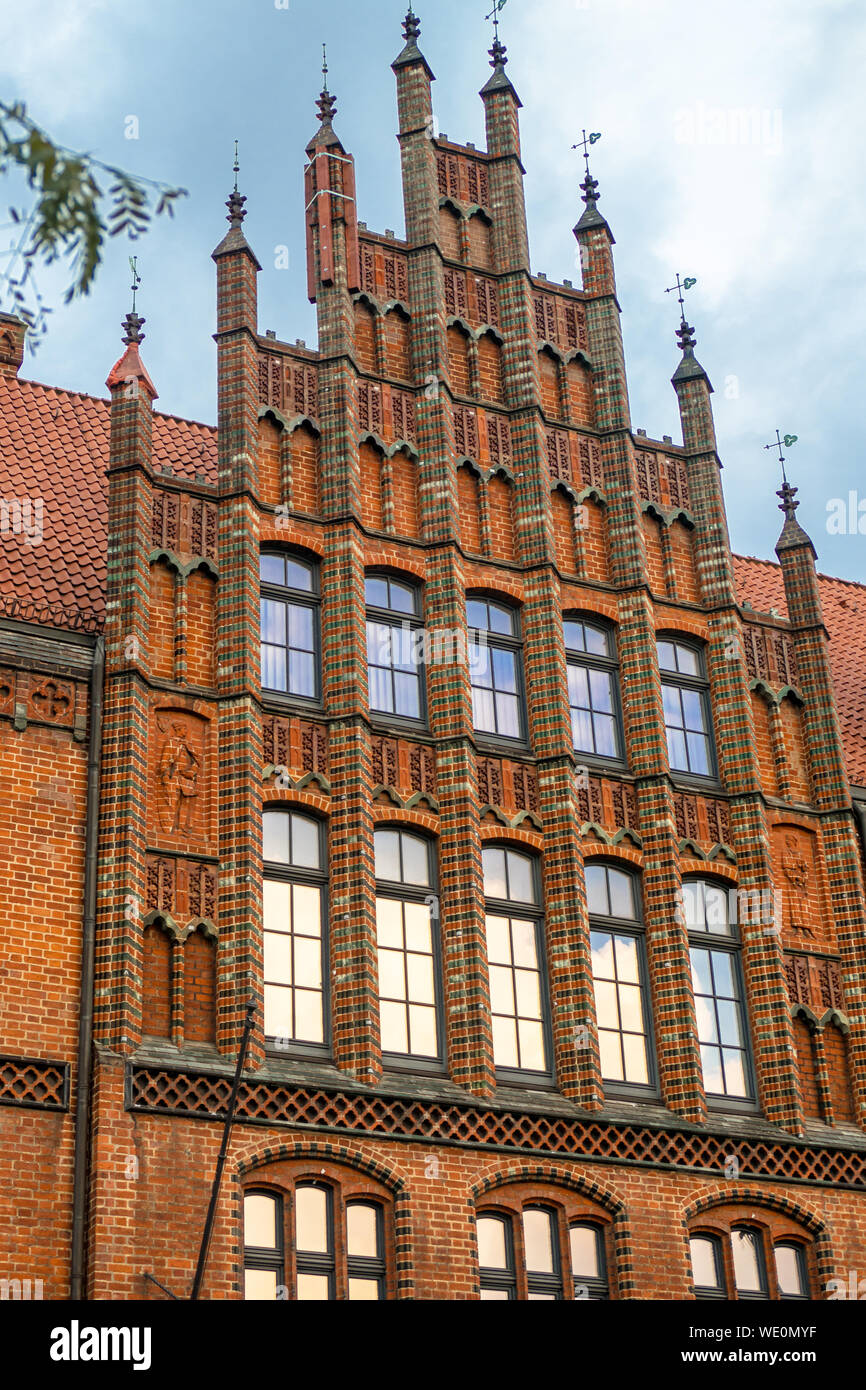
70,634,105,1301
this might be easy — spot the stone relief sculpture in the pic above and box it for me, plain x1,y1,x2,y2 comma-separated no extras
156,718,201,836
781,833,814,937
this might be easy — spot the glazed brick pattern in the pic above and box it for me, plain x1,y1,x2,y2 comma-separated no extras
3,12,866,1302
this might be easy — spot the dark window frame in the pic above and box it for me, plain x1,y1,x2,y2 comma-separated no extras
477,1199,613,1302
243,1188,286,1297
483,845,554,1087
684,876,758,1114
563,614,627,769
657,635,719,786
346,1201,388,1300
374,827,446,1076
260,549,323,709
468,595,530,750
689,1223,812,1302
262,809,330,1062
294,1181,337,1301
586,861,659,1100
365,572,429,732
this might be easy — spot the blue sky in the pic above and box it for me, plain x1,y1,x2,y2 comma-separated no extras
1,0,864,581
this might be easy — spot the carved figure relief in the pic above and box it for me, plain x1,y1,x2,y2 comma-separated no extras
156,717,202,836
781,834,814,937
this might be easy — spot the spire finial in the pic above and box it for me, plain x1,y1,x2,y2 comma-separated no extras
665,273,697,330
225,139,247,228
764,429,799,495
121,256,145,344
316,43,337,125
403,4,421,43
485,0,508,68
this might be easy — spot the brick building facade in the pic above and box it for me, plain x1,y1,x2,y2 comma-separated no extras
1,10,866,1301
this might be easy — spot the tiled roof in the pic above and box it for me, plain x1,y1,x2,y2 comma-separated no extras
733,554,866,788
0,372,862,784
0,375,217,625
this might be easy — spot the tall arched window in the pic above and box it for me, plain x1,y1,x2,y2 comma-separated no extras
365,574,425,725
468,596,526,743
263,810,328,1055
243,1168,392,1300
682,878,754,1106
564,616,625,764
260,552,320,702
586,862,655,1093
375,828,442,1068
657,636,715,779
476,1186,613,1300
483,845,550,1079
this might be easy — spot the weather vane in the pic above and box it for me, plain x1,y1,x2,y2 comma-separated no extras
763,429,799,485
485,0,508,42
665,273,697,326
571,130,602,180
322,43,329,91
232,139,239,193
128,256,141,313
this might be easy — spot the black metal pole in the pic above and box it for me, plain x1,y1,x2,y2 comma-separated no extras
190,1002,255,1301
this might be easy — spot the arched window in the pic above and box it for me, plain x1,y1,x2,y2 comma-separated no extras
682,878,754,1106
483,845,550,1078
689,1219,811,1300
243,1169,391,1300
476,1187,612,1300
375,828,442,1067
657,637,715,779
365,574,425,725
260,552,320,702
564,616,625,764
263,810,328,1055
468,596,526,743
586,863,655,1093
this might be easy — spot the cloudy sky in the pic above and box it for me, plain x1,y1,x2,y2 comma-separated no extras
1,0,864,580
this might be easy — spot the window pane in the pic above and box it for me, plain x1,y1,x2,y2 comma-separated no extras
376,896,403,948
608,869,636,920
598,1030,623,1080
291,814,320,869
511,919,538,968
263,878,291,928
657,640,676,672
366,576,389,608
732,1230,764,1293
492,646,517,693
775,1245,806,1298
260,554,285,586
466,599,488,630
594,715,618,759
676,644,700,676
570,1225,601,1280
264,932,292,986
289,650,316,699
614,934,640,984
485,915,511,964
491,1014,519,1069
722,1048,749,1097
407,952,436,1005
245,1193,278,1250
294,989,324,1044
394,672,421,719
404,900,432,952
262,811,289,861
622,1031,650,1084
261,644,287,692
285,559,313,592
295,1187,329,1254
517,1018,547,1071
348,1278,382,1301
388,581,416,614
686,732,710,776
297,1273,331,1301
245,1268,279,1300
585,865,609,917
506,851,534,905
480,1288,510,1300
563,620,586,652
260,598,286,644
288,603,314,650
380,1000,409,1053
489,603,514,636
264,984,290,1039
483,849,508,900
589,668,613,713
477,1216,509,1270
409,1003,438,1055
401,833,430,887
293,883,322,936
347,1204,380,1259
472,684,496,732
584,624,610,657
690,1236,721,1289
523,1209,555,1273
378,948,406,1000
375,831,401,882
495,692,521,739
294,934,322,991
